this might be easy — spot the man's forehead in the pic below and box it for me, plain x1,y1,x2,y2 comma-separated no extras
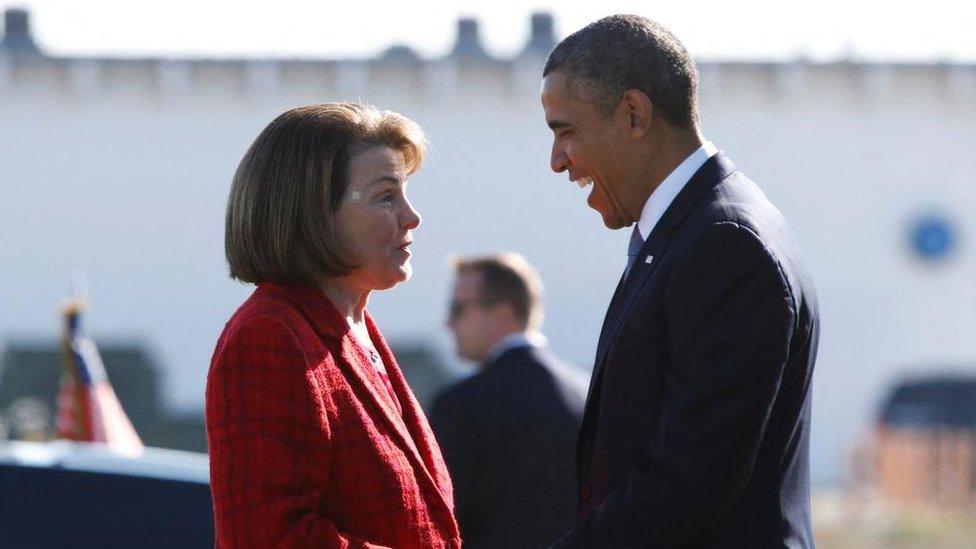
542,71,599,112
541,70,573,99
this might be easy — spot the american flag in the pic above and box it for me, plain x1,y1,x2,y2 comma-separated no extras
55,298,144,456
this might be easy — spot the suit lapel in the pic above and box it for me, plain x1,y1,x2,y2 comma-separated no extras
586,154,740,400
589,233,670,392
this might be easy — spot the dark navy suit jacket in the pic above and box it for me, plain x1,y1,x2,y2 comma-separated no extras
556,154,819,548
431,345,587,548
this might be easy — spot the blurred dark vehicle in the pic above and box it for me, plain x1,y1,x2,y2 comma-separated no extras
879,375,976,429
0,441,212,547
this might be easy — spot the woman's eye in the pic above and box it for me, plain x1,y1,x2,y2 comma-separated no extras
377,191,396,204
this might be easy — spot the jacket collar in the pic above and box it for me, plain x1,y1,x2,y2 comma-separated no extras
649,152,738,240
257,282,348,341
255,282,459,539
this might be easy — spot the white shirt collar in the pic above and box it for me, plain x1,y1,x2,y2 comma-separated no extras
636,140,718,240
484,331,548,364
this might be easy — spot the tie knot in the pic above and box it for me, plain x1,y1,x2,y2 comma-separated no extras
627,225,644,257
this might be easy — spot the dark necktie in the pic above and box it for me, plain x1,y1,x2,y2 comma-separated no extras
624,224,645,280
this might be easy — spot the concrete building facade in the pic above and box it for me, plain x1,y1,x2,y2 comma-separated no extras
2,9,974,483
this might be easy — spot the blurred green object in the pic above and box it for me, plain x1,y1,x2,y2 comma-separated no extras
0,341,206,452
0,338,457,453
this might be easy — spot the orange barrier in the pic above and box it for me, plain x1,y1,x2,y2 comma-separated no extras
871,427,976,507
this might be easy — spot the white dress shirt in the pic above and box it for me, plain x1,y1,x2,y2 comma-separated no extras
636,141,718,240
484,331,548,365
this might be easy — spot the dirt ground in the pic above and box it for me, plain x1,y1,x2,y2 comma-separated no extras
813,490,976,548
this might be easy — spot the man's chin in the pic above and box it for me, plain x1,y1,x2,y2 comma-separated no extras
587,201,627,230
597,211,627,230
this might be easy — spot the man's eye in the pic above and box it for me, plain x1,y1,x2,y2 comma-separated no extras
377,191,396,204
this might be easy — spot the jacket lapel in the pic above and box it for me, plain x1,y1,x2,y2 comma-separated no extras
333,331,458,530
259,283,458,534
367,314,458,527
333,334,417,453
588,154,740,394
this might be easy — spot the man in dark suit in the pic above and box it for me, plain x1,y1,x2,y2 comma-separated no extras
541,15,819,547
430,253,587,549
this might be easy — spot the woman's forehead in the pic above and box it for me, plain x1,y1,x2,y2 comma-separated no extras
350,146,406,171
347,147,407,186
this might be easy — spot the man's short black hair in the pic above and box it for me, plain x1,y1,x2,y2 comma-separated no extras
543,14,699,127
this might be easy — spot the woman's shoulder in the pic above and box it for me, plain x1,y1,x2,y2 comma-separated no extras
231,286,299,325
212,287,323,362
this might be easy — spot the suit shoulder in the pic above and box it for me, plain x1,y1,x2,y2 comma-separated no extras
491,348,588,410
672,220,805,325
678,171,804,267
433,370,493,409
431,354,537,417
682,220,778,264
428,372,495,433
211,292,324,372
525,349,589,399
688,171,780,230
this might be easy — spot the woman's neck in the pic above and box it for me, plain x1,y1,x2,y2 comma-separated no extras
319,278,370,326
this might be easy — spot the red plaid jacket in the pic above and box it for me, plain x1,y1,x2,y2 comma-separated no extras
206,283,461,548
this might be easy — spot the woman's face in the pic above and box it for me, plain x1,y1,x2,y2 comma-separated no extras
332,146,422,292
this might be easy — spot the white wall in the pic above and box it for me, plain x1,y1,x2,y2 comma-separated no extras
1,53,974,484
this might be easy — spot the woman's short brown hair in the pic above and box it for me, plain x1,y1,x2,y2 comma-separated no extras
225,102,428,285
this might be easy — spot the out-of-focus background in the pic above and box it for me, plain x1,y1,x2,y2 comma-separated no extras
1,1,975,546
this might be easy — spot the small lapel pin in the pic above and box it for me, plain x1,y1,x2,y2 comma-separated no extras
645,255,654,264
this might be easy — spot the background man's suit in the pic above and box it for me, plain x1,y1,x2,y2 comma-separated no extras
566,153,819,547
431,344,586,549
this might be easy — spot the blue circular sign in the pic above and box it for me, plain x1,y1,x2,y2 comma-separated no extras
909,214,956,262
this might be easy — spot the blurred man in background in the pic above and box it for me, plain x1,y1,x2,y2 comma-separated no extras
431,253,586,548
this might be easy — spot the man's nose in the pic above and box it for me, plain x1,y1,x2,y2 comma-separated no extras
550,142,568,174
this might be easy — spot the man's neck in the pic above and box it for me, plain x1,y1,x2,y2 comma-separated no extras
633,129,704,212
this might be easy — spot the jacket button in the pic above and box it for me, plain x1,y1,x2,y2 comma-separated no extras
580,487,590,503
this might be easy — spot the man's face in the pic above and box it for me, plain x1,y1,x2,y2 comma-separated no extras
446,270,497,364
542,71,631,230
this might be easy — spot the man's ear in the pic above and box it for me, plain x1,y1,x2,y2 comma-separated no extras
488,301,519,326
621,89,653,139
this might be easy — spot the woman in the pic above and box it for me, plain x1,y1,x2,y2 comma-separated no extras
207,103,460,548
